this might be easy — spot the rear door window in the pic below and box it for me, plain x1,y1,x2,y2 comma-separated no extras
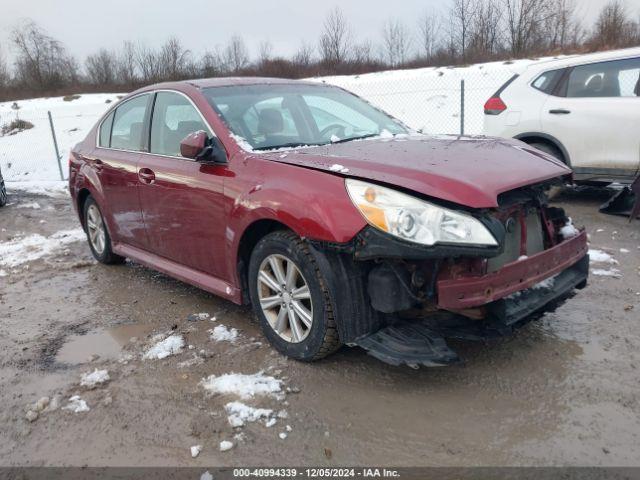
566,57,640,98
110,94,150,151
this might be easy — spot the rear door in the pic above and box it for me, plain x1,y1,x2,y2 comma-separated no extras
541,57,640,176
137,91,227,278
93,94,151,248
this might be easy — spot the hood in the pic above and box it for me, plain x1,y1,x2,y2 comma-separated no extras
258,135,570,208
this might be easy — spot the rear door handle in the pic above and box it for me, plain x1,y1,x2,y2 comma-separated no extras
138,168,156,184
549,109,571,115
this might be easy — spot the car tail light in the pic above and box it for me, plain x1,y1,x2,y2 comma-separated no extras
484,96,507,115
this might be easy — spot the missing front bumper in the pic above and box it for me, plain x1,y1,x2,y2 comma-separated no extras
354,255,589,368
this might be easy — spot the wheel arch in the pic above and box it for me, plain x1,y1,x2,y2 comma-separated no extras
76,188,93,230
514,132,571,167
236,219,293,304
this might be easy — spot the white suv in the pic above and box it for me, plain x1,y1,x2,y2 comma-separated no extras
484,48,640,184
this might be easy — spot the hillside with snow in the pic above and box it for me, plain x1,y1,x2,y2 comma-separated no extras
0,57,554,184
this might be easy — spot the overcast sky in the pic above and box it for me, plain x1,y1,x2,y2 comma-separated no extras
1,0,639,63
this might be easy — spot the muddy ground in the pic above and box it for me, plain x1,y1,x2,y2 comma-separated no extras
0,186,639,467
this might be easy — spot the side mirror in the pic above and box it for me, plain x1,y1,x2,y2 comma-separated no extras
180,131,228,165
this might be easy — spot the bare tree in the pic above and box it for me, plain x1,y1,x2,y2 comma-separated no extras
158,37,193,80
449,0,477,60
115,41,137,86
469,0,503,58
0,43,10,88
258,41,273,65
85,48,117,85
293,41,315,67
224,35,249,73
382,18,412,66
418,11,442,60
352,40,375,64
544,0,583,50
11,20,78,89
319,7,352,65
200,47,226,77
590,0,639,48
503,0,554,56
135,42,162,83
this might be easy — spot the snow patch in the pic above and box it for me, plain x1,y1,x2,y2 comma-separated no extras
0,228,86,268
80,369,110,389
588,249,618,265
219,440,234,452
591,268,622,278
200,372,282,400
142,335,184,360
17,201,41,209
190,445,202,458
329,163,349,174
209,324,239,343
62,395,90,413
559,218,579,239
225,401,273,427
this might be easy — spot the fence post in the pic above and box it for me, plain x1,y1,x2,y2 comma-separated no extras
47,111,64,181
460,79,465,136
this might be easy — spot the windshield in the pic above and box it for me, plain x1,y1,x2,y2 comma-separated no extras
203,83,408,150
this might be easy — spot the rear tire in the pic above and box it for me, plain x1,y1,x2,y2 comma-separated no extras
248,230,341,361
82,196,125,265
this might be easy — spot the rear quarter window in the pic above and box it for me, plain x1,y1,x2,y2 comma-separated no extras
531,69,564,95
99,111,114,147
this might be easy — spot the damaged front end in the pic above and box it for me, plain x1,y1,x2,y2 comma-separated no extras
312,181,589,368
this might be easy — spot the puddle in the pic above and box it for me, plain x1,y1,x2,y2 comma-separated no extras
55,324,152,365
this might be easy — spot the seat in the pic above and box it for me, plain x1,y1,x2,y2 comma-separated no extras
257,109,284,135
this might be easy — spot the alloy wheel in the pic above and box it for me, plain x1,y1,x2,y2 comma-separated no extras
86,204,106,255
257,254,313,343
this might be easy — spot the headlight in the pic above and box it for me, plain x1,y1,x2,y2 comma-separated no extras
345,179,497,247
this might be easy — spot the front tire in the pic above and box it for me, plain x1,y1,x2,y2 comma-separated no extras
248,230,341,361
83,196,125,265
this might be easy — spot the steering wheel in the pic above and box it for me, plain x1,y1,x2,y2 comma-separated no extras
320,124,347,140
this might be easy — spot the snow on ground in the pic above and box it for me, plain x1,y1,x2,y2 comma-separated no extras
209,324,239,343
0,228,86,269
190,445,202,458
16,201,41,209
225,401,273,428
80,369,110,389
0,94,120,182
200,372,282,400
219,440,234,452
62,395,90,413
591,268,622,278
142,334,185,360
7,180,69,197
588,249,618,265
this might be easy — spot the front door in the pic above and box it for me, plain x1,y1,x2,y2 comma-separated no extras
137,91,227,278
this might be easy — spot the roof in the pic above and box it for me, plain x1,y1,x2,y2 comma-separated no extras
522,46,640,76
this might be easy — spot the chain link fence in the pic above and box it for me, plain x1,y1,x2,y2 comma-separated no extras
320,64,516,135
0,67,515,183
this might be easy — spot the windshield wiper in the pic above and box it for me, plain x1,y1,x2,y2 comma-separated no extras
253,142,321,151
330,133,381,144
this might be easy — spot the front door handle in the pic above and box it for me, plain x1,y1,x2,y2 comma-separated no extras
549,109,571,115
138,168,156,184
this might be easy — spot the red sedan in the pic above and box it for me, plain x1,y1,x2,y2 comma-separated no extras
69,78,589,367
